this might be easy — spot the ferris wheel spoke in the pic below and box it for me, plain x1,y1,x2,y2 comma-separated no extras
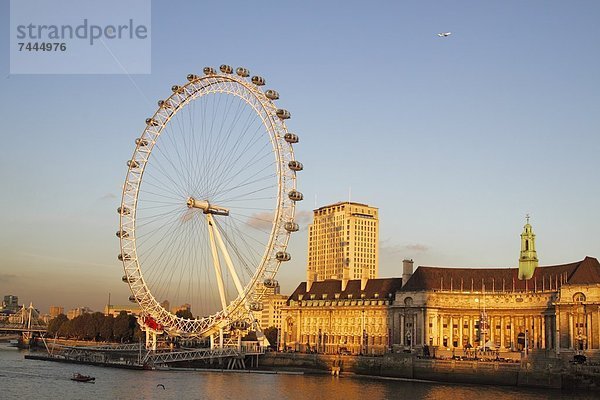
142,153,190,199
218,185,277,204
212,169,276,201
209,124,268,195
204,102,259,194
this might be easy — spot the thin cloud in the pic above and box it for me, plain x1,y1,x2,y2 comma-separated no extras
99,193,117,201
245,210,313,231
245,212,275,230
380,239,430,255
404,243,430,252
0,273,17,283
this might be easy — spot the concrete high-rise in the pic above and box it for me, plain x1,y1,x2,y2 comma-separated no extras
307,201,379,283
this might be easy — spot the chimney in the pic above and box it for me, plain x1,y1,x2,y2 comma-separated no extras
361,265,369,291
307,265,314,292
342,265,350,291
402,259,414,287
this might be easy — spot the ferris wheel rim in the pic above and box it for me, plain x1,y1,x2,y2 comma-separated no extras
117,68,300,337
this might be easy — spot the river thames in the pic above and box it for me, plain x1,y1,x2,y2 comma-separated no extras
0,347,596,400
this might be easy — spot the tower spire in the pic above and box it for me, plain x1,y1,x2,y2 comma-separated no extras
518,215,538,280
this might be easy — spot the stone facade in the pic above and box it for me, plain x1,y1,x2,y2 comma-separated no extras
281,278,402,355
392,257,600,358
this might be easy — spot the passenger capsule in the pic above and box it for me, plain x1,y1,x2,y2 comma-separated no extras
135,138,149,147
116,230,129,238
118,253,131,261
276,109,291,120
171,85,183,93
249,302,263,312
203,66,216,75
231,320,249,330
284,221,299,232
145,118,158,126
187,73,199,81
263,278,278,288
117,206,131,215
158,99,173,108
288,190,303,202
251,76,265,86
220,64,233,74
265,89,279,100
127,160,140,169
236,67,250,77
284,133,299,143
276,251,291,262
288,160,303,171
128,295,138,303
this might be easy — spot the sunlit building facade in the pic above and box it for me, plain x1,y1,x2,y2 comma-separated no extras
307,202,379,282
392,221,600,359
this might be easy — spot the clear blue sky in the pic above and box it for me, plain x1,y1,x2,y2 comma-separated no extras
1,0,599,313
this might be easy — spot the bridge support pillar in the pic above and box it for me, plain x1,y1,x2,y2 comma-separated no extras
145,329,157,351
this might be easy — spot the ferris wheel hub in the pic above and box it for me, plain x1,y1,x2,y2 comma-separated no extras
186,197,230,216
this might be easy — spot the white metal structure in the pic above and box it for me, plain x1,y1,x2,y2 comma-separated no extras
118,65,302,338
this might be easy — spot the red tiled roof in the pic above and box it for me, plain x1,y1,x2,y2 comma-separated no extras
401,257,600,292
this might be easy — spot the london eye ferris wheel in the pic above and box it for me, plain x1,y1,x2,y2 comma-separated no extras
117,65,302,338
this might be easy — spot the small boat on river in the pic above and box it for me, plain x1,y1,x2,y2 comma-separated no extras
71,373,95,383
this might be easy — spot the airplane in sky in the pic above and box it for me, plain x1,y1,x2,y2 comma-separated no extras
437,32,452,37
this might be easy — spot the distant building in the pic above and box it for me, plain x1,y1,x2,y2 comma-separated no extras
104,304,142,317
49,306,64,318
256,283,288,331
2,295,19,313
307,202,379,283
67,307,93,320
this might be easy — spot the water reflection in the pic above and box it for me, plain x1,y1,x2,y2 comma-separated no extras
0,349,594,400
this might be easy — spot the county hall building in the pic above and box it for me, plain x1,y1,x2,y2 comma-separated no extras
283,213,600,359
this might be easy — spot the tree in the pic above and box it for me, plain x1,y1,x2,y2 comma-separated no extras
175,309,193,319
113,311,132,342
99,315,114,341
47,314,68,337
263,326,279,349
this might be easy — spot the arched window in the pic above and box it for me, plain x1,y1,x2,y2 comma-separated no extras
573,292,586,303
404,297,413,306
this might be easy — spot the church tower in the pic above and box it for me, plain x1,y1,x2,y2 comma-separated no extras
518,215,538,280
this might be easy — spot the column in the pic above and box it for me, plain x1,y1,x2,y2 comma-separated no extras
431,313,440,346
489,316,494,344
555,310,561,354
510,316,514,351
459,316,464,347
587,313,592,350
535,316,540,349
413,314,417,347
569,313,574,349
541,315,546,349
469,317,473,346
400,314,404,346
449,316,454,347
439,314,444,346
499,316,504,348
422,308,427,345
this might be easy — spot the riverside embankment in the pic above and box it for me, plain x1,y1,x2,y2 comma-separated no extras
260,352,600,390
